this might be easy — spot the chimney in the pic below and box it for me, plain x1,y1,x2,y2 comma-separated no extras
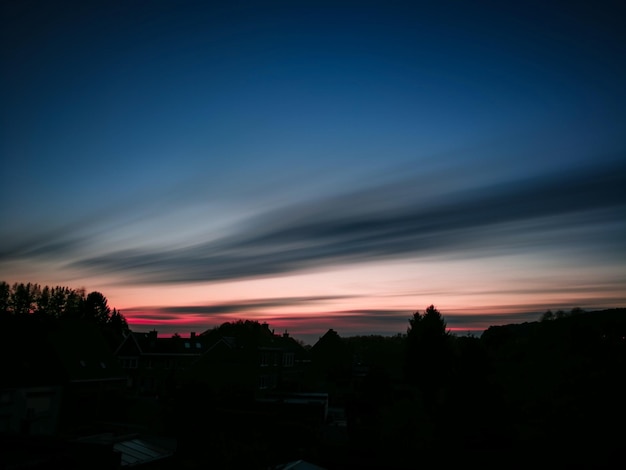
190,332,196,339
148,329,157,347
283,330,289,338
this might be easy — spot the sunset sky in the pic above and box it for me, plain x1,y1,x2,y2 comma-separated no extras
2,1,625,344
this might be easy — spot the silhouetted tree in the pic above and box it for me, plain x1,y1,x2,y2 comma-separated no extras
83,291,111,325
570,306,585,316
64,286,85,318
10,282,39,315
81,292,129,349
109,308,129,334
542,307,585,322
0,281,9,315
0,281,129,346
405,305,453,409
200,319,275,346
48,285,77,318
35,285,51,317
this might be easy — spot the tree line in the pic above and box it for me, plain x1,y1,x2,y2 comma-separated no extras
2,280,622,467
0,281,129,342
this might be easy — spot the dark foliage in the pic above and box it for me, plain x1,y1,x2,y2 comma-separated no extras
0,281,129,351
405,305,454,405
3,287,625,469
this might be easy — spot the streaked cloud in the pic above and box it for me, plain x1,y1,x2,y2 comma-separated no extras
126,295,357,318
2,1,624,341
65,157,625,284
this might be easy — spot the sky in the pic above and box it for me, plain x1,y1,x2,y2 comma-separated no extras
1,0,625,345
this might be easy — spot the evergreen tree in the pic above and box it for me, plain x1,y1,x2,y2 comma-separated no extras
405,305,453,407
83,291,112,325
10,282,39,315
0,281,129,340
0,281,9,315
109,308,129,334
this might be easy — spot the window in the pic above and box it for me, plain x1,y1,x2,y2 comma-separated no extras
282,352,294,367
122,357,138,369
259,375,269,389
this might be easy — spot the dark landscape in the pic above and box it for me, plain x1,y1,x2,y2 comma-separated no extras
1,281,625,469
2,4,626,468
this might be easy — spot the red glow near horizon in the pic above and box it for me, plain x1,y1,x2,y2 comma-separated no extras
121,306,537,345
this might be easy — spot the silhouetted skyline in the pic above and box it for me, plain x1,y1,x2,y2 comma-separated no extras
2,1,625,340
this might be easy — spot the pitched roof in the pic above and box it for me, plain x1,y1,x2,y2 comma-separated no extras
115,331,209,356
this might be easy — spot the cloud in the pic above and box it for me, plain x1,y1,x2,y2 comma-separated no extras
125,312,187,322
67,157,625,284
3,156,624,284
0,225,90,261
444,312,543,327
121,304,621,342
125,295,357,317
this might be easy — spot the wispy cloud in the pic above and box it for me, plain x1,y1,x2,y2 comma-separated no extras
66,158,625,284
2,157,624,285
0,224,90,261
125,294,357,319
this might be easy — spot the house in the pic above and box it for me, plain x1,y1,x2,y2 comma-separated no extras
0,319,137,469
114,330,208,398
308,329,353,399
0,319,126,437
182,322,311,398
48,320,128,434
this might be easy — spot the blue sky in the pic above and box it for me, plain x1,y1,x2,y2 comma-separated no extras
2,1,625,343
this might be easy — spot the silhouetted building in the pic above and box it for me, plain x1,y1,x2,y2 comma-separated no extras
0,319,126,437
114,330,209,397
183,324,311,398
